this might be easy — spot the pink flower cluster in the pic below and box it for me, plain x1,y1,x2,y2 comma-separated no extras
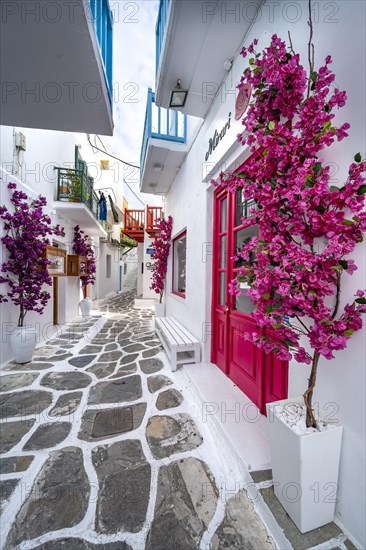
214,35,366,365
72,225,96,290
150,216,173,303
0,182,64,326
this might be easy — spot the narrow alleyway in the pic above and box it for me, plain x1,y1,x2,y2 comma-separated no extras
0,291,274,550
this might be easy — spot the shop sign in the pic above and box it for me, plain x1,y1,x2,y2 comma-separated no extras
205,112,231,161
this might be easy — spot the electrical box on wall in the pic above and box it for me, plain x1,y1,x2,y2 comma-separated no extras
15,131,26,151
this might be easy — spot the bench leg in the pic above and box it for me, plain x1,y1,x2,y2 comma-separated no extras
170,348,177,372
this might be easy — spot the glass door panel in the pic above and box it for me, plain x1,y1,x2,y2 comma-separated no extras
234,225,259,267
220,197,227,232
219,272,226,305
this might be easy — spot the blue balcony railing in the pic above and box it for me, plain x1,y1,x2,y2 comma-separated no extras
140,88,187,173
89,0,113,104
155,0,170,76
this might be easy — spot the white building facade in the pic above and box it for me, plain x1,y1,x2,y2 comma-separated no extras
140,1,366,546
0,0,126,364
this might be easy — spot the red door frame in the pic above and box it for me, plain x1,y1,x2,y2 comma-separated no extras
211,178,288,415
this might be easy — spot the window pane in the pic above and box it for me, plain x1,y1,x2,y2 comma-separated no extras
236,189,245,226
235,290,255,314
220,235,226,269
219,272,226,305
234,225,259,267
236,192,257,226
173,233,186,295
220,198,227,232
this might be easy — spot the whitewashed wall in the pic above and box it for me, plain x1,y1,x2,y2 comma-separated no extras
0,125,123,364
122,248,138,292
163,1,366,545
95,241,122,301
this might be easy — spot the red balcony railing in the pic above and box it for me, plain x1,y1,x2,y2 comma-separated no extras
123,209,145,243
146,206,163,235
123,206,164,242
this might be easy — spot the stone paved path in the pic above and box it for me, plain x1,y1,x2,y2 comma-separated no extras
0,291,274,549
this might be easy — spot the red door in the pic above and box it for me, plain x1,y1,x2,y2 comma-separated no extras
211,185,288,414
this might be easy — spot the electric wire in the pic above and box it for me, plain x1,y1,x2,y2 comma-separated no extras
87,134,145,206
86,135,140,169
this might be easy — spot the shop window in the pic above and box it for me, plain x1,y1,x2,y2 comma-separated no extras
172,230,186,298
106,254,111,278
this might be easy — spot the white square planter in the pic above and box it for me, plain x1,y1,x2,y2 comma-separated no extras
266,397,343,533
154,302,165,317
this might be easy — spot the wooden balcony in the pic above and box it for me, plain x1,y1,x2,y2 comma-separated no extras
123,206,164,243
146,206,163,236
123,209,145,243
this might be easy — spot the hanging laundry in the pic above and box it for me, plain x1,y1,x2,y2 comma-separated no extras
99,192,107,221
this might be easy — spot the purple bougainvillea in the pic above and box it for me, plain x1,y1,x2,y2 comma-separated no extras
150,216,173,303
72,225,96,298
0,183,64,327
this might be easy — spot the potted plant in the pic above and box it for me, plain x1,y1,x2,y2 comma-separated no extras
150,215,173,316
215,7,366,533
68,170,82,202
72,225,96,316
0,183,64,363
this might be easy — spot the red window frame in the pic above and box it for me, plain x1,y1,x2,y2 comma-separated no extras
172,229,187,298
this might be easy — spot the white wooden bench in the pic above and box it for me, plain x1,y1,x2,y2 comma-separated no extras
155,316,200,371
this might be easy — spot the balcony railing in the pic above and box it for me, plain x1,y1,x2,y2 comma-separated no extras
140,88,187,173
55,167,99,219
147,206,163,234
155,0,170,76
123,209,145,243
88,0,113,103
124,209,145,231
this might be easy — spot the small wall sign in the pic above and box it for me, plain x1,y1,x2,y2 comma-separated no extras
44,246,67,276
146,247,156,255
235,83,252,121
67,255,87,277
205,112,231,161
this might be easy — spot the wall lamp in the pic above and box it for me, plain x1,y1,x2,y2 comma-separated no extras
169,79,188,108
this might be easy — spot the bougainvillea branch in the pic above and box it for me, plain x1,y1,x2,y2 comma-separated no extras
150,216,173,303
72,225,96,298
214,28,366,427
0,183,64,327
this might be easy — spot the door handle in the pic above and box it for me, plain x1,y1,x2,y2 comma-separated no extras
225,306,230,313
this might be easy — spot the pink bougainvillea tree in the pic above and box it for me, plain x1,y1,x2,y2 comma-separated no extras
150,215,173,303
214,17,366,427
0,183,64,327
72,225,96,298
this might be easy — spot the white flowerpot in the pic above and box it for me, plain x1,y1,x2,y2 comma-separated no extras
266,397,343,533
154,302,165,317
10,326,37,364
79,297,92,317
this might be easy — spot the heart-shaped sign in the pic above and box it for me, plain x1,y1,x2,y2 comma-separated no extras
235,83,252,121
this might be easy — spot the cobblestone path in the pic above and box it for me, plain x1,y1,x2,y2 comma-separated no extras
0,291,274,550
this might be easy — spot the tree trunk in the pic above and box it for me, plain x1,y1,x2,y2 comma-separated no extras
18,306,25,327
303,351,320,428
159,290,163,304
